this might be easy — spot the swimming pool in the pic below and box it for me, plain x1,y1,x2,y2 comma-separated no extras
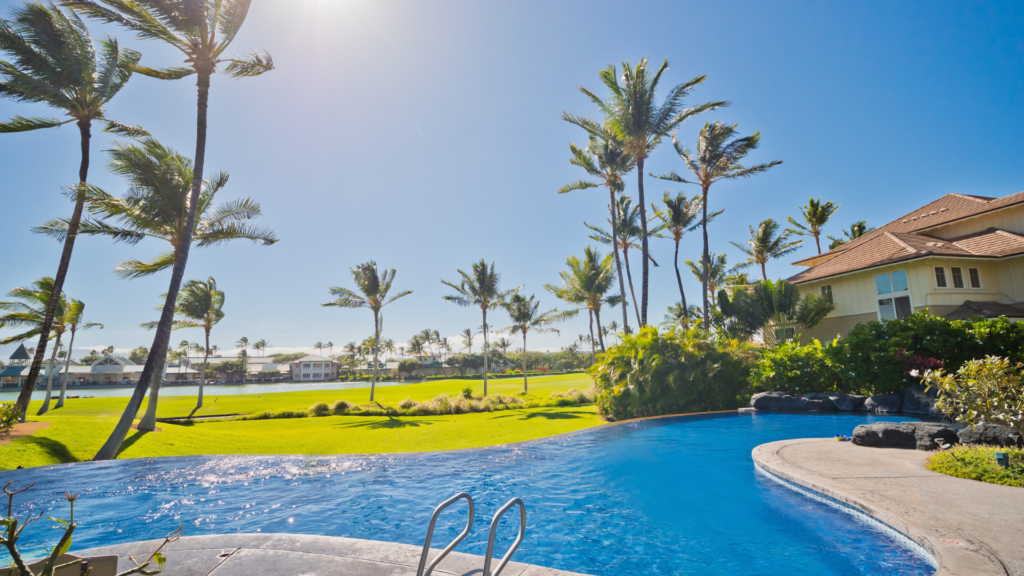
2,412,934,575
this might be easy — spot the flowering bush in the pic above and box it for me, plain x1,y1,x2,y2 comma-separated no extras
923,356,1024,438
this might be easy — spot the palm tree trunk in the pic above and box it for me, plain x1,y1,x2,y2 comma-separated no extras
370,310,379,402
137,357,164,431
761,261,767,281
636,158,650,327
198,330,210,410
673,238,687,322
521,332,528,393
622,247,642,327
37,333,61,415
55,328,76,409
588,311,596,364
594,307,605,352
608,186,630,334
482,308,489,396
16,120,91,422
814,232,821,254
93,73,213,461
701,185,711,330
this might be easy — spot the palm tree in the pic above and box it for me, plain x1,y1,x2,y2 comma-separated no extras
142,278,224,418
326,341,334,359
686,252,731,308
459,328,475,353
35,137,278,279
586,195,659,328
606,320,620,345
731,219,804,280
559,128,635,334
494,337,513,354
544,247,618,353
652,191,721,321
313,341,324,356
786,198,840,254
566,57,725,327
253,339,268,358
719,279,835,348
1,2,144,421
177,340,191,373
324,262,411,401
661,301,688,329
73,0,274,462
654,122,782,329
55,300,102,409
828,220,872,250
0,278,68,416
407,336,425,357
442,259,520,396
500,294,569,392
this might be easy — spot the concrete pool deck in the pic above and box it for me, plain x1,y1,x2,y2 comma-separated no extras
76,533,592,576
753,438,1024,576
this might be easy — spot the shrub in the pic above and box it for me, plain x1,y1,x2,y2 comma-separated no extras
308,402,331,417
0,402,18,435
332,400,353,414
927,445,1024,488
397,397,417,409
591,326,756,421
461,386,473,399
243,409,307,420
751,339,843,395
923,356,1024,437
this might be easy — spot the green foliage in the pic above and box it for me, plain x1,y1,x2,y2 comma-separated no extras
271,353,305,364
332,400,354,414
0,403,18,434
923,356,1024,436
308,402,331,417
398,359,422,377
927,445,1024,488
751,339,842,395
128,345,149,365
590,326,756,420
461,386,473,399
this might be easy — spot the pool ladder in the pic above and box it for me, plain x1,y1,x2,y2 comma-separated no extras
416,492,526,576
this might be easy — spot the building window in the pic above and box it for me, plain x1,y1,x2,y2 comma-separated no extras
876,270,911,320
951,267,964,289
303,363,311,368
878,296,913,320
773,326,796,342
875,270,908,295
968,268,981,288
820,285,834,304
934,267,947,288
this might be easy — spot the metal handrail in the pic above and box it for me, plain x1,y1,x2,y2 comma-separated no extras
482,497,526,576
416,492,475,576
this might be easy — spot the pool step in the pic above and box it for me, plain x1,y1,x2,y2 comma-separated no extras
417,493,526,576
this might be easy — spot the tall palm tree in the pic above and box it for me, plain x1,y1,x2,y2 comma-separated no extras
828,220,872,250
1,2,144,421
654,122,782,328
0,278,68,415
35,137,278,279
313,341,323,356
253,339,267,358
494,337,513,354
442,259,520,396
606,320,620,345
661,301,688,329
407,336,425,357
177,340,191,373
500,294,570,393
786,198,840,254
324,262,411,401
544,247,619,353
459,328,475,353
686,252,731,308
326,341,333,359
585,195,659,328
72,0,274,462
731,219,804,280
55,299,102,408
651,191,721,321
235,336,249,380
566,57,724,327
559,128,635,334
142,277,224,418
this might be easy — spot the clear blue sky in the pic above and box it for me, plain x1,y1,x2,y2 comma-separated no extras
2,0,1023,360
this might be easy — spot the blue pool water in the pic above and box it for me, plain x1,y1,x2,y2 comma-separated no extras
1,412,934,575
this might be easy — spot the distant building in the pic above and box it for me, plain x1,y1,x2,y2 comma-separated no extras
184,356,290,381
290,355,337,381
0,347,194,388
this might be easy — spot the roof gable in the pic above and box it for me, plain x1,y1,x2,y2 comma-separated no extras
9,344,29,361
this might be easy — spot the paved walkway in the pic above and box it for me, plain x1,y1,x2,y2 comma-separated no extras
76,533,591,576
753,438,1024,576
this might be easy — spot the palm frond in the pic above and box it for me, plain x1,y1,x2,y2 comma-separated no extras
0,114,70,132
114,251,176,279
103,120,148,137
222,50,273,78
133,64,194,79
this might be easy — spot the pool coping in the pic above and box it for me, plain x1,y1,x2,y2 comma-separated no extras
752,438,1023,576
73,533,593,576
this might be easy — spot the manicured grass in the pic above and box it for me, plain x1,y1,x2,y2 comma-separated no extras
0,374,605,470
927,445,1024,488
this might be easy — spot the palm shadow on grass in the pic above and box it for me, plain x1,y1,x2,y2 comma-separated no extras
335,417,435,430
116,429,148,457
491,408,590,421
16,436,77,464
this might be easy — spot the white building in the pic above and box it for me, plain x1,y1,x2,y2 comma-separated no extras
0,345,198,388
290,355,337,381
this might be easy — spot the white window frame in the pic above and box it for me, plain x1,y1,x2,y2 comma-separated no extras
875,270,913,321
820,284,834,304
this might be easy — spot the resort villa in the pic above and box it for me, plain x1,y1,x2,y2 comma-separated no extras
289,354,338,381
790,191,1024,342
0,344,199,388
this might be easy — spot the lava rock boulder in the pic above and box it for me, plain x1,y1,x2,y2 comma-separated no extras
902,384,942,416
750,391,805,410
958,424,1024,448
863,393,903,413
852,422,960,450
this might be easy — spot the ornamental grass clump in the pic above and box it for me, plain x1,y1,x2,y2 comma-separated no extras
307,402,330,417
332,400,353,414
397,397,417,409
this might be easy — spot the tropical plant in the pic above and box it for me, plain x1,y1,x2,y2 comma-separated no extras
651,191,720,319
544,247,618,353
55,299,102,409
500,294,570,392
828,220,872,250
0,1,144,421
326,341,333,359
494,337,513,354
786,198,840,254
324,262,411,401
923,356,1024,438
606,320,620,345
559,127,635,333
313,341,324,357
566,57,724,326
128,346,147,364
751,338,844,396
731,218,803,280
654,121,782,329
459,327,475,353
442,259,520,396
253,339,268,357
685,252,732,308
397,359,421,378
236,336,249,378
718,279,835,348
74,0,274,462
0,278,68,416
585,195,659,327
661,301,688,330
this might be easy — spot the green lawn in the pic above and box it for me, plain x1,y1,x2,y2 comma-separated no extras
0,374,605,470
